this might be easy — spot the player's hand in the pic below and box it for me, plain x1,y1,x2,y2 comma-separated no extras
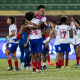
24,43,28,47
71,17,74,21
5,37,8,42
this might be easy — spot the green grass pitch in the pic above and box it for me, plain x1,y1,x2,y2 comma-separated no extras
0,59,80,80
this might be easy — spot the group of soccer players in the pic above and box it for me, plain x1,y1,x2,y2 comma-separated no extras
5,5,80,73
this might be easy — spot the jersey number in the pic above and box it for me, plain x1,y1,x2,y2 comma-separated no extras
30,30,38,35
60,31,66,39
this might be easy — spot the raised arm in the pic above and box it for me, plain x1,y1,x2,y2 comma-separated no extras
71,17,80,29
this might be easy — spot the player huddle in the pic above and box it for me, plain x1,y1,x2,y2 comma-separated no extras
5,5,80,73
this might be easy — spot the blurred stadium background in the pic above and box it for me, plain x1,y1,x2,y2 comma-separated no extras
0,0,80,37
0,1,80,80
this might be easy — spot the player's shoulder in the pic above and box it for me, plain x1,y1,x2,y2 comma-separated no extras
9,24,16,29
41,16,46,20
31,18,41,22
10,24,16,27
55,25,59,29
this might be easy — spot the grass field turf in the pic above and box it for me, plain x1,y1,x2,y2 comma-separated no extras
0,59,80,80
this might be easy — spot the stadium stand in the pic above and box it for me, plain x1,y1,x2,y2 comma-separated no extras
0,0,80,37
0,0,80,10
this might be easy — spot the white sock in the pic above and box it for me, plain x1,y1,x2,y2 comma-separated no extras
43,62,46,66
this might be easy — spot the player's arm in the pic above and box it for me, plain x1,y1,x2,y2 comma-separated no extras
5,31,15,42
24,21,43,29
26,19,37,26
71,17,80,29
24,35,30,47
70,42,74,46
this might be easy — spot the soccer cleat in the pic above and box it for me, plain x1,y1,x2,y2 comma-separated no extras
43,37,50,44
36,69,39,73
48,62,54,65
20,64,24,70
6,67,13,71
39,70,43,73
65,66,70,69
61,66,65,69
32,71,36,73
26,67,32,70
41,65,47,70
13,67,19,71
75,64,79,68
59,65,62,68
56,67,59,68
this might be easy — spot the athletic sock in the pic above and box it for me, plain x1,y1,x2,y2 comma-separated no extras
31,61,33,65
16,34,21,40
14,61,18,68
56,62,59,67
59,60,61,66
65,59,68,66
47,54,50,63
8,60,12,67
61,59,64,66
39,61,41,70
79,56,80,60
33,62,36,71
43,62,46,66
76,57,79,64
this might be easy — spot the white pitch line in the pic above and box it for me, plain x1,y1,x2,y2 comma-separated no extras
0,77,80,80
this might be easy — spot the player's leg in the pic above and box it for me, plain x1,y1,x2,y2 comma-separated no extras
59,53,62,68
11,51,19,70
32,52,37,73
60,44,64,68
55,45,61,68
24,45,31,70
45,40,54,65
47,47,54,65
56,53,60,68
65,52,69,67
65,43,71,68
36,52,42,73
31,54,33,65
26,55,31,70
36,38,43,73
41,43,47,70
30,39,37,73
75,45,80,68
19,44,25,69
5,50,13,71
42,54,47,70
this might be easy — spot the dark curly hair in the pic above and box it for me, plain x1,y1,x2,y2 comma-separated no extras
37,5,45,10
60,16,68,23
25,12,34,21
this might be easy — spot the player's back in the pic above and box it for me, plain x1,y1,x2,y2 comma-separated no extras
58,24,70,44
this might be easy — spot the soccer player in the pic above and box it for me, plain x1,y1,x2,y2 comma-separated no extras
36,5,54,67
19,20,31,70
71,17,80,68
50,20,62,68
5,16,19,71
58,16,76,68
